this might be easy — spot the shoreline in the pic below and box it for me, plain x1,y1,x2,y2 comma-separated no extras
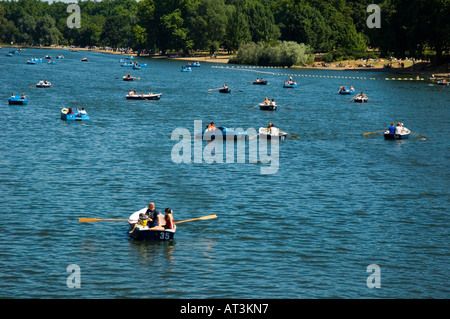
5,44,448,77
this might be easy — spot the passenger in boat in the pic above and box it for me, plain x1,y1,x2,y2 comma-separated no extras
10,93,15,98
67,107,74,114
164,208,175,229
271,99,276,105
145,202,160,227
263,97,270,104
129,213,149,233
20,93,26,99
223,84,228,89
395,122,403,134
207,122,217,131
400,123,410,134
350,85,354,91
80,107,87,115
388,122,396,134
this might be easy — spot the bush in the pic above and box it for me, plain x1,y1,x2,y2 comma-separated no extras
231,41,311,67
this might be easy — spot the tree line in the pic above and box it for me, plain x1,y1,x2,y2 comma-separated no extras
0,0,448,65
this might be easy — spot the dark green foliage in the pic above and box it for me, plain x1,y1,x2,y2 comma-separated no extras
0,0,448,64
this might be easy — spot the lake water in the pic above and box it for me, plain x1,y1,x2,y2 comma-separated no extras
0,48,449,299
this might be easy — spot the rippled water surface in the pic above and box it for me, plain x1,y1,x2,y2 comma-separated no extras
0,48,449,298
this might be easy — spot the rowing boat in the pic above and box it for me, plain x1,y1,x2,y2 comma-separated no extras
126,93,162,100
36,82,51,88
258,127,287,140
128,207,176,241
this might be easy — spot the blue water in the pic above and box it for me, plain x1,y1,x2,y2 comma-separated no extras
0,48,449,299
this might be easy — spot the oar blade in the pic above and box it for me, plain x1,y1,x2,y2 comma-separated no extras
175,214,217,224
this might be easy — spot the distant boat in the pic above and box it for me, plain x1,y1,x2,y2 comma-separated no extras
258,127,288,140
61,108,90,121
354,96,369,103
283,81,297,88
187,61,201,67
36,81,51,88
181,66,192,72
81,57,88,62
126,93,162,100
338,87,355,94
8,96,27,105
195,127,248,140
437,80,448,86
252,80,268,85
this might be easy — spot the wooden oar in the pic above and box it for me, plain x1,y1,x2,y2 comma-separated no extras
175,214,217,224
279,130,299,139
349,95,359,102
276,105,292,110
79,218,129,222
363,130,385,136
410,132,427,139
249,133,261,139
248,105,260,110
208,88,222,91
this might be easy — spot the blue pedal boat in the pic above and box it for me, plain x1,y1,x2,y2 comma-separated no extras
8,96,27,105
61,108,90,121
196,126,248,140
283,81,297,88
338,87,355,94
181,66,192,72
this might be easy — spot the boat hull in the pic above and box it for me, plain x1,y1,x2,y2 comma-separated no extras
283,83,297,88
354,98,368,103
253,81,267,85
384,133,410,140
8,97,27,105
339,89,355,94
259,103,277,111
219,88,231,93
129,226,176,241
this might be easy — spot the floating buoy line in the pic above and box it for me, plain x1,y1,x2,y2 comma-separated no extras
211,65,425,81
